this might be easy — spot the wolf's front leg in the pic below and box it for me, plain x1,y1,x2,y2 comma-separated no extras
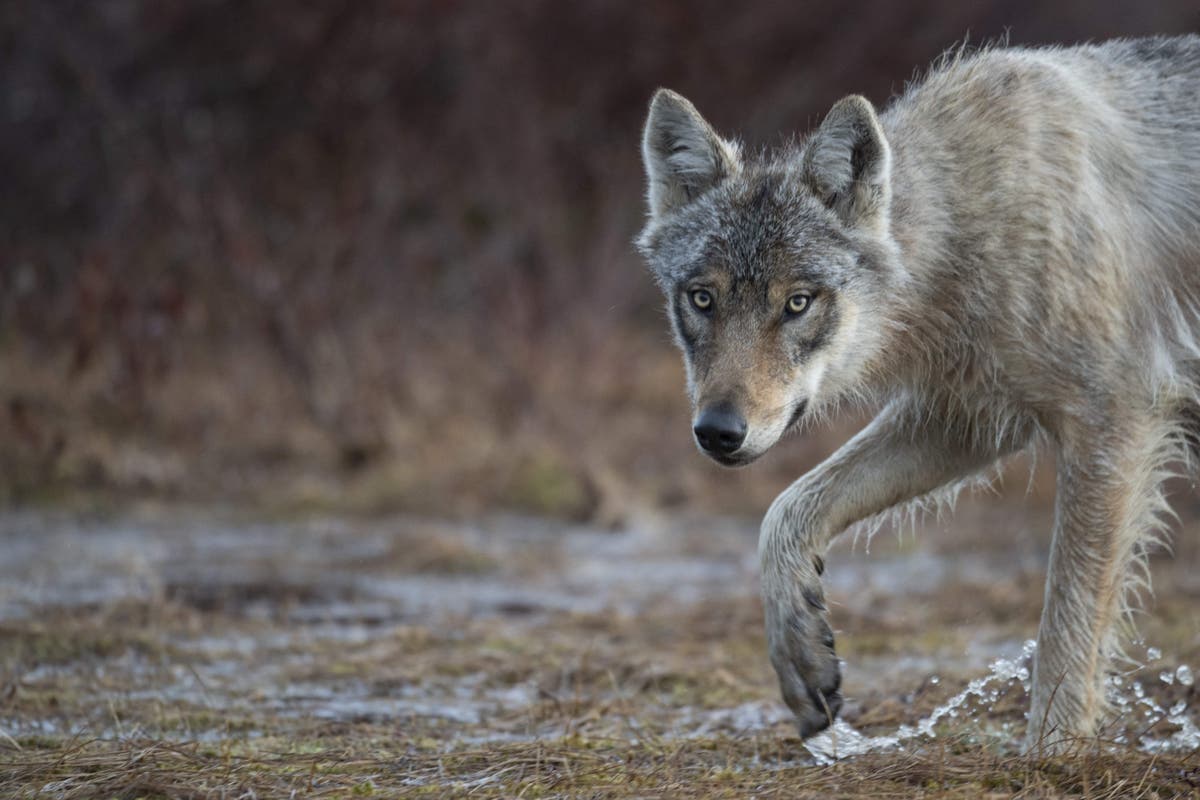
759,399,1028,736
1027,419,1165,751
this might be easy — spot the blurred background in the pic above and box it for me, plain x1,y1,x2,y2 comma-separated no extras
4,0,1200,523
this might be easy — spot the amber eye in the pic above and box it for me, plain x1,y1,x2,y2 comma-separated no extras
785,293,811,316
691,289,713,311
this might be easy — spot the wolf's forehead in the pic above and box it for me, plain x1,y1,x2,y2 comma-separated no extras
677,179,838,282
642,168,846,285
716,193,829,272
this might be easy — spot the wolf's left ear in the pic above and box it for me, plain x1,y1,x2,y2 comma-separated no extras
802,95,891,232
642,89,742,219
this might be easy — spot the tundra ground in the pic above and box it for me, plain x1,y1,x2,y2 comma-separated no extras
2,500,1199,798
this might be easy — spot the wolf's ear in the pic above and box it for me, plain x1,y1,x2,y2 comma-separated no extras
802,95,891,232
642,89,742,219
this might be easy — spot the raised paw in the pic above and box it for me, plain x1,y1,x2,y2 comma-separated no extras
764,584,843,737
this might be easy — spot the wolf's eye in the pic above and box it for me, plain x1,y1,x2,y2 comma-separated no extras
785,293,811,316
690,289,713,311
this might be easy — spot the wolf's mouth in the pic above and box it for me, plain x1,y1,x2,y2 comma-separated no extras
786,399,809,431
709,451,754,467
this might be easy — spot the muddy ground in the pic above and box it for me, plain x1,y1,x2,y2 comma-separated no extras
1,497,1199,798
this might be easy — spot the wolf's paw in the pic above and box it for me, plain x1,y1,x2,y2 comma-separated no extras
764,585,843,737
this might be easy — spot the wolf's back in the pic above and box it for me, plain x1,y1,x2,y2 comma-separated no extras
881,36,1200,312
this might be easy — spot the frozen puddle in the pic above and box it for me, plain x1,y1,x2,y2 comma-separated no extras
0,510,758,623
1,507,1196,758
0,508,1041,626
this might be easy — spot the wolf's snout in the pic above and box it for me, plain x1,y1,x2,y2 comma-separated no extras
693,405,747,456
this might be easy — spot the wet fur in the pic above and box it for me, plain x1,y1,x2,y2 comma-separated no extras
637,36,1200,749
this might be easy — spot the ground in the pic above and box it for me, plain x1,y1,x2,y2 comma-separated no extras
1,496,1199,798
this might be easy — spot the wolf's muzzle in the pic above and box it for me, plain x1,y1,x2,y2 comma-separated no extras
693,404,747,456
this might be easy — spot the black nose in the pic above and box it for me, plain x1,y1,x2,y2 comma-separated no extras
693,406,747,455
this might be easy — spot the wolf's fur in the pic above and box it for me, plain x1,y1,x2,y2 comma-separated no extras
636,36,1200,749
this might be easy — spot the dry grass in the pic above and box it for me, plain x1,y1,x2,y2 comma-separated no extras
6,732,1200,799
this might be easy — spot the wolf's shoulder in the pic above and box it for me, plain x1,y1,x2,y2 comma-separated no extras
885,35,1200,127
910,35,1200,92
1088,34,1200,73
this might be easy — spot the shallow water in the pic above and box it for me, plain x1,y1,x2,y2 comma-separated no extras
805,638,1200,763
805,640,1037,763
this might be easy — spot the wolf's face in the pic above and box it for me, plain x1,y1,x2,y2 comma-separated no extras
638,90,899,465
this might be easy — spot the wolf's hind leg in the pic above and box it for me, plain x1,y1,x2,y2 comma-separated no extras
1027,415,1174,751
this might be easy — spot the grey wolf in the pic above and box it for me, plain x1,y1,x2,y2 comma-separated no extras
636,35,1200,750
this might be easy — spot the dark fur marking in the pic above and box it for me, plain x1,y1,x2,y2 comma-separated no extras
1180,400,1200,461
671,298,696,358
792,296,838,361
802,586,826,612
788,399,809,430
746,174,779,213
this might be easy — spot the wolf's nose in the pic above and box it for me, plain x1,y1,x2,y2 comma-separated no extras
694,406,747,455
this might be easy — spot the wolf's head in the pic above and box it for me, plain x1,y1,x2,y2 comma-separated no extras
637,89,904,466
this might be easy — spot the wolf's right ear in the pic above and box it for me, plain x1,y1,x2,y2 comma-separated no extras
642,89,742,219
802,95,892,233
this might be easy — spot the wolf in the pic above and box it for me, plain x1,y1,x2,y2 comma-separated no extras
636,36,1200,750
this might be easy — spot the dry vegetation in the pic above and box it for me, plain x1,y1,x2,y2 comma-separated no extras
7,734,1200,799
